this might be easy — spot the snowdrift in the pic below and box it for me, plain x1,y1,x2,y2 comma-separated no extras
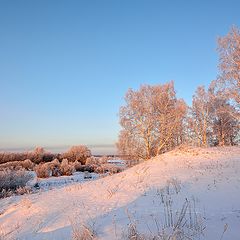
0,146,239,239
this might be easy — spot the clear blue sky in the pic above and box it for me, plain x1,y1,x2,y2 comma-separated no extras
0,0,239,154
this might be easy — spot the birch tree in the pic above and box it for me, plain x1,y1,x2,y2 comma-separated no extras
190,82,239,147
208,81,239,146
117,82,187,160
218,26,240,115
190,86,211,147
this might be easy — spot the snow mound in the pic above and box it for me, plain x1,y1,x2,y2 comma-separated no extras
0,146,239,240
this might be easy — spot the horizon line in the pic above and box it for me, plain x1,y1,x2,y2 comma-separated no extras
0,144,117,154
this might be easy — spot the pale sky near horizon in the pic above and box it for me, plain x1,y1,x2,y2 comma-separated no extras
0,0,240,154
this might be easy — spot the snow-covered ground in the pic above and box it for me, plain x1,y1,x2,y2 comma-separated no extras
34,172,100,191
0,146,240,239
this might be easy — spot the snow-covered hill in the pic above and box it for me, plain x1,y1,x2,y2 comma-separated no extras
0,146,240,240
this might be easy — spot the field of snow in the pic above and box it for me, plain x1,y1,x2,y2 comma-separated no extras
0,146,240,240
33,172,100,191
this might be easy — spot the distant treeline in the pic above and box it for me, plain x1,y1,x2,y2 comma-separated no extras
0,145,91,165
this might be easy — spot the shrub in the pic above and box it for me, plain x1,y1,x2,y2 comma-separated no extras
21,159,35,170
30,147,45,164
0,161,19,170
74,165,86,172
34,159,75,178
50,159,61,176
52,158,60,166
74,165,95,173
0,159,35,171
94,164,123,174
0,148,59,165
0,169,32,197
42,153,56,163
15,186,32,196
35,163,52,178
98,156,109,164
0,152,27,164
94,166,105,174
63,145,91,164
85,157,98,165
73,160,82,171
60,159,74,176
83,165,95,172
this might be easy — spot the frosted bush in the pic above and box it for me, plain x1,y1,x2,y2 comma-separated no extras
22,159,35,170
60,159,74,176
73,160,82,171
35,163,52,178
15,186,32,195
34,159,75,178
98,156,109,164
52,158,60,166
51,159,61,176
0,161,19,170
63,145,91,164
94,164,122,174
0,159,35,171
0,169,32,197
85,157,98,165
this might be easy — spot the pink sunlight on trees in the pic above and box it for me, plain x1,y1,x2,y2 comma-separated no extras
117,26,240,160
117,81,187,160
217,26,240,117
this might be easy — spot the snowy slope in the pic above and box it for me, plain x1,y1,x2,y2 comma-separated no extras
0,146,240,240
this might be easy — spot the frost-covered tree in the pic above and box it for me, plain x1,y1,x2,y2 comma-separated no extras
208,81,239,146
217,26,240,115
189,86,211,147
117,81,187,160
189,81,239,147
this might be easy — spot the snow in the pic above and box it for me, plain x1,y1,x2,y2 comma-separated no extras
0,146,240,239
36,172,100,191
